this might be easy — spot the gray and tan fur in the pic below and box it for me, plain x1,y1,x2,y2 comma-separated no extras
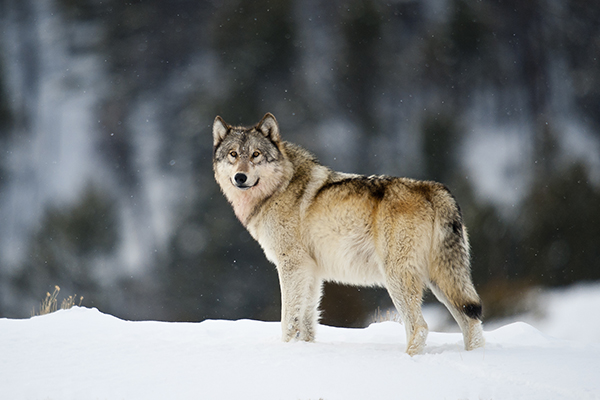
213,113,484,355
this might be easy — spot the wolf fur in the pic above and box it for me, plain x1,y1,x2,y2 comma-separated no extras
213,113,485,355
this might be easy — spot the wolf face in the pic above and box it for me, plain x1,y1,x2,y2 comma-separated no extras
212,114,293,224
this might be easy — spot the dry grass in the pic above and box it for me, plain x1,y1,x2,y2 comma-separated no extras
31,286,84,317
370,307,402,324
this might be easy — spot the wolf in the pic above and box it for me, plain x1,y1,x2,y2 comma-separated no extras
212,113,485,355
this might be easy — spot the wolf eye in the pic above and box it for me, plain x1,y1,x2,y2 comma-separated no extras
229,151,238,158
252,151,261,158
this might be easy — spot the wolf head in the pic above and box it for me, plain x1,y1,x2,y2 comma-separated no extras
213,113,292,224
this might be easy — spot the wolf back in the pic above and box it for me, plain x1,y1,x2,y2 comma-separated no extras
212,113,485,356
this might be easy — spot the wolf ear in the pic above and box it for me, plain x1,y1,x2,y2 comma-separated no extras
213,116,230,147
257,113,281,143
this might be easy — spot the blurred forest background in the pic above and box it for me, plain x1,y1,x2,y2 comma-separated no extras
0,0,599,326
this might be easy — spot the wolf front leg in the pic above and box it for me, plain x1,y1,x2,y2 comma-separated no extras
276,257,320,342
300,276,323,341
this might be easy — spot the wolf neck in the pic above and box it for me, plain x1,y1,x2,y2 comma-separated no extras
230,191,268,226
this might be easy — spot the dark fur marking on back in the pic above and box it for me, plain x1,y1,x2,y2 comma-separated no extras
462,303,482,320
316,176,390,200
410,182,434,205
367,178,387,200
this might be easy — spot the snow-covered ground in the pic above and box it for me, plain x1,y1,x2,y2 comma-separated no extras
423,283,600,344
1,284,599,400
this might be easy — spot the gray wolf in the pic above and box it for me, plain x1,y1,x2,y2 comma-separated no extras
212,113,485,355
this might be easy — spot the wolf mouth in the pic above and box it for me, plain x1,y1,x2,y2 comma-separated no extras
234,178,259,190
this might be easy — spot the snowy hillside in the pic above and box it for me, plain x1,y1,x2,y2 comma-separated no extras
2,285,600,400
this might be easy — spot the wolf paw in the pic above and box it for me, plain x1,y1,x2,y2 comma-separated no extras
465,322,485,351
406,326,428,356
465,333,485,351
282,329,314,342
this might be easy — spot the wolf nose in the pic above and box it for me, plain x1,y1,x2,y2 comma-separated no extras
234,173,248,185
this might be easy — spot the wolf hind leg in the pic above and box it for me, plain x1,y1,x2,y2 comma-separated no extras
429,220,485,350
427,258,485,350
385,267,428,356
427,246,485,351
429,283,484,350
428,234,484,350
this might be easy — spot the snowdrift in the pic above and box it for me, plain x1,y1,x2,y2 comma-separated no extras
1,306,599,400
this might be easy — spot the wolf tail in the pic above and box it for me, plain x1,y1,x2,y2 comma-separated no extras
428,185,482,321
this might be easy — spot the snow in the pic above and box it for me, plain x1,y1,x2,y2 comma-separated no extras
484,283,600,345
424,283,600,345
2,285,600,400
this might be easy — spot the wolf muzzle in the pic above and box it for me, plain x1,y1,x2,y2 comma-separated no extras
233,172,259,190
